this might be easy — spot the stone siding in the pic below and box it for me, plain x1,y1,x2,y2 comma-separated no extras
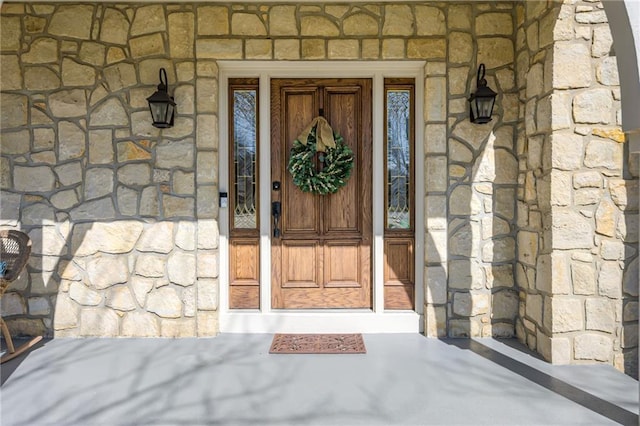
429,4,520,339
1,3,219,337
0,2,521,340
515,0,637,376
0,1,635,376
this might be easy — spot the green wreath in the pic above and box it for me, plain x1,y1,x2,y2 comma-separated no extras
288,127,354,195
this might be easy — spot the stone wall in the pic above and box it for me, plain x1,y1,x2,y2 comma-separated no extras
514,0,559,364
515,0,638,377
0,2,219,337
426,3,520,338
0,1,521,340
0,1,635,375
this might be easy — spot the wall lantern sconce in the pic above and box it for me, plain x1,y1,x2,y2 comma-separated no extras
147,68,176,128
468,63,497,124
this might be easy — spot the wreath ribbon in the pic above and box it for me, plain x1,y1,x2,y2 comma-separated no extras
296,116,336,152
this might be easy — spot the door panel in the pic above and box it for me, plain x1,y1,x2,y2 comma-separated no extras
324,242,360,288
283,90,318,234
281,241,321,288
384,239,414,309
271,78,372,309
229,238,260,309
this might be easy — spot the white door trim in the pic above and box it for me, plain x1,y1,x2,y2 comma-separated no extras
219,61,425,333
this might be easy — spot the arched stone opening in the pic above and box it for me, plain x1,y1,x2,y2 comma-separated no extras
517,0,638,377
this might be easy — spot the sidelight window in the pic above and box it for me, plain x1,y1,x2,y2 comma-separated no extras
383,78,415,310
230,80,259,230
385,79,414,231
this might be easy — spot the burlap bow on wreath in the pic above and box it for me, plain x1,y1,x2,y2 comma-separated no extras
288,116,354,195
295,116,336,152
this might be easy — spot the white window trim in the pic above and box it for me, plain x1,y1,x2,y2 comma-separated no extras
219,61,425,333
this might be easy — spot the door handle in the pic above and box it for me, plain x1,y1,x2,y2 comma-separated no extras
272,201,281,238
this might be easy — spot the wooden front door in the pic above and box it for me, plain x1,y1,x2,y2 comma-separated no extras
271,78,372,309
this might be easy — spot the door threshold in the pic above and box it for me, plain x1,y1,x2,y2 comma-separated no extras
221,311,423,333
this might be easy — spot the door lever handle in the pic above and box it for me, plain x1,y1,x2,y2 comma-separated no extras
272,201,281,238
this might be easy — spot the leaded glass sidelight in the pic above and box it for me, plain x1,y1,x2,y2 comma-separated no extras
386,88,412,229
232,88,258,229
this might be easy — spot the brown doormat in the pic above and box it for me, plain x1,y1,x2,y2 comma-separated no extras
269,333,366,354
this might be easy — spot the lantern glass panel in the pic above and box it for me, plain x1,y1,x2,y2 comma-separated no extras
150,102,167,122
166,103,175,123
470,97,479,122
478,97,494,119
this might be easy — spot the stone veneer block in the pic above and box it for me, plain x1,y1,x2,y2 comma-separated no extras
425,124,447,154
196,114,218,149
425,266,446,304
381,39,404,59
100,8,129,46
1,293,25,316
477,38,513,69
585,298,616,332
80,308,120,337
122,312,160,337
425,305,446,338
274,39,300,60
476,12,513,36
415,6,445,35
131,5,166,36
197,311,219,337
232,12,267,36
161,318,196,337
574,334,612,361
147,287,183,318
23,38,59,64
550,337,571,365
328,40,359,59
197,252,218,279
553,42,592,89
130,34,166,59
197,279,218,310
0,16,21,51
168,252,197,286
197,220,219,250
361,39,380,59
343,13,379,36
269,6,297,36
197,39,241,59
551,298,584,333
246,39,272,59
301,16,340,37
425,229,446,260
408,39,445,59
198,6,229,35
448,5,471,30
106,286,136,312
592,26,613,58
138,222,175,253
382,5,413,36
53,296,78,331
424,77,446,122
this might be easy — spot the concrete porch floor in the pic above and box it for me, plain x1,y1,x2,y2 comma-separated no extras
0,334,638,426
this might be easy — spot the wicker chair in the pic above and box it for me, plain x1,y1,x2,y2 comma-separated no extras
1,230,42,363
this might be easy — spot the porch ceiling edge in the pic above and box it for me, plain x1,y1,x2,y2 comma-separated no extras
602,1,640,138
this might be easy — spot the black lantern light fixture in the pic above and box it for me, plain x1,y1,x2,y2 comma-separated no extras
468,63,497,124
147,68,176,128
